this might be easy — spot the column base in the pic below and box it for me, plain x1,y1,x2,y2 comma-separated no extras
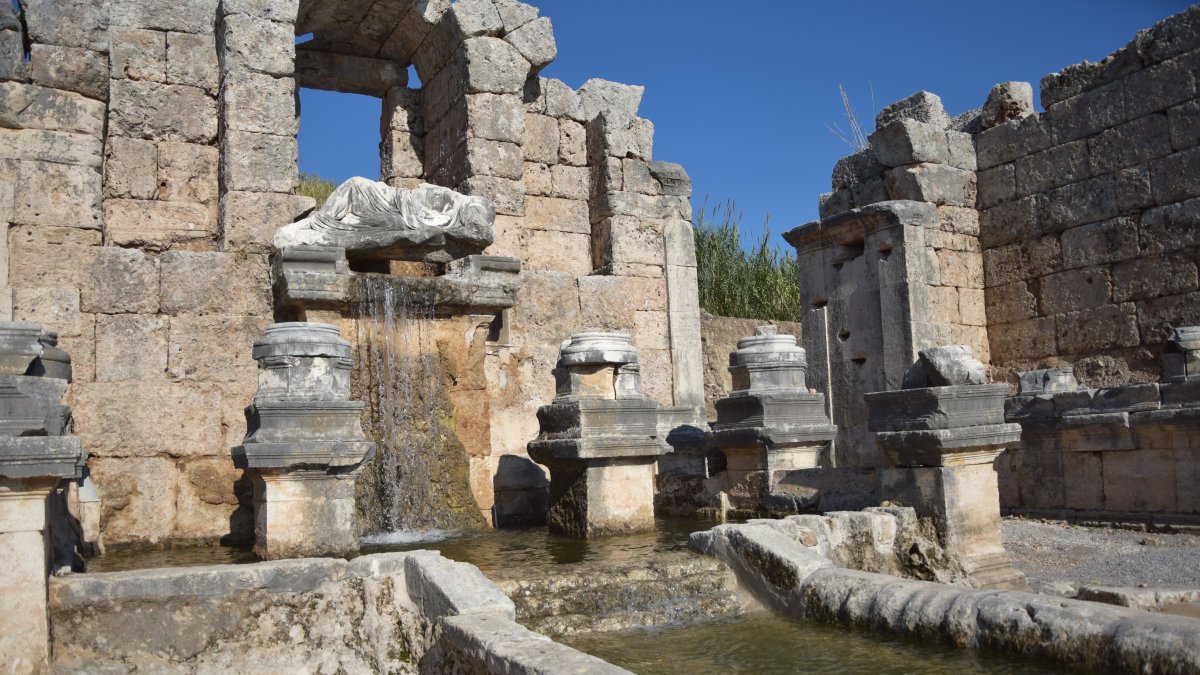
0,477,58,673
251,471,360,560
544,458,658,537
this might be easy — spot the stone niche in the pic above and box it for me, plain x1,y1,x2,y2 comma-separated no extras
527,332,672,536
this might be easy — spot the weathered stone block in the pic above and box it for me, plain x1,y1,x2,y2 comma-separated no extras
88,457,178,545
0,82,105,135
576,78,643,122
12,287,83,337
168,315,267,382
1116,165,1154,212
985,281,1037,324
109,0,220,33
938,206,980,236
220,191,296,253
1087,113,1172,174
221,14,294,76
1014,140,1089,196
103,199,216,248
1102,449,1177,513
463,139,522,179
937,249,983,289
1055,303,1140,353
875,90,950,129
577,276,667,328
983,235,1061,288
622,159,659,196
0,128,103,169
175,457,249,540
1124,54,1197,119
1112,253,1199,303
103,137,157,199
1168,98,1200,150
1039,267,1112,315
975,114,1051,170
523,195,588,234
593,216,664,268
222,0,299,22
159,251,271,316
982,81,1034,129
869,119,949,167
818,190,853,219
1061,218,1138,269
559,119,586,166
1046,81,1126,143
74,381,222,457
520,229,590,276
830,149,884,191
504,16,555,73
221,70,296,135
82,247,159,314
464,93,522,143
1135,291,1200,345
14,160,101,229
221,130,297,193
540,77,581,120
381,132,424,181
21,0,108,50
157,141,219,204
457,176,524,217
523,113,559,164
29,44,107,100
461,37,530,94
7,226,99,288
1149,145,1200,205
1140,197,1200,253
521,161,551,196
95,314,167,381
110,27,166,82
989,316,1056,362
976,164,1015,210
0,28,25,82
1038,175,1117,232
884,164,975,207
551,164,588,200
850,177,888,207
108,79,218,144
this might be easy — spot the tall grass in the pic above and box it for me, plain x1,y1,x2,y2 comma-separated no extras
693,200,800,322
297,173,336,206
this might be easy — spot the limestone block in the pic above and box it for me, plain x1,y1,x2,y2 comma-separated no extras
523,113,559,164
447,0,502,37
110,0,219,34
1045,81,1126,144
168,314,266,382
1116,165,1155,212
14,160,102,229
540,77,581,121
110,27,166,82
103,137,157,199
176,457,250,540
521,162,551,196
586,113,653,162
633,310,669,351
108,79,218,144
937,249,983,289
622,159,659,196
818,190,853,219
0,128,103,169
1055,303,1140,353
958,288,987,327
95,314,167,381
220,190,295,253
157,141,219,204
1125,55,1197,119
1039,267,1112,315
1013,140,1089,196
513,270,581,343
221,130,298,193
985,282,1038,324
850,178,887,208
982,235,1061,288
830,149,884,191
159,251,271,317
103,199,216,249
12,287,82,337
523,229,590,276
457,176,524,217
981,81,1034,129
975,115,1052,170
559,119,586,166
1169,99,1200,150
1038,175,1117,232
73,382,221,458
1140,197,1200,253
221,70,297,135
1102,449,1177,513
884,164,975,207
463,139,522,179
593,216,664,268
461,37,530,95
0,82,106,135
551,164,588,200
20,0,107,50
82,246,159,314
1112,253,1199,303
1150,146,1200,205
7,226,99,288
503,16,555,73
976,164,1015,210
576,78,644,122
1060,218,1137,270
1134,291,1200,345
164,30,219,93
875,90,950,129
989,316,1057,362
868,119,949,167
222,0,298,22
381,132,424,181
0,28,26,81
523,195,588,234
1088,113,1172,175
221,14,294,76
578,276,668,328
928,286,959,323
28,44,107,100
591,157,623,197
88,457,178,545
464,93,522,143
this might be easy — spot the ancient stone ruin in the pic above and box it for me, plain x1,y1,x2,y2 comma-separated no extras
1,0,1199,672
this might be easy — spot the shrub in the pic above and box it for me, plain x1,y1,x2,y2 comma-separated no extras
693,200,800,322
297,173,336,206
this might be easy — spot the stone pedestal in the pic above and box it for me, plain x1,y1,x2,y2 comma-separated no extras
710,327,836,514
234,323,374,560
0,322,84,673
865,346,1025,590
528,332,670,537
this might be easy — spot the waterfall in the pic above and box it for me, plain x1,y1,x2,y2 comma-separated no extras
355,274,486,534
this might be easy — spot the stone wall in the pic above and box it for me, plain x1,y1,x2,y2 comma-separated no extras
699,311,802,418
978,7,1200,387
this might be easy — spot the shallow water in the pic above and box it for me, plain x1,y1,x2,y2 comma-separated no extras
563,612,1069,675
84,544,256,573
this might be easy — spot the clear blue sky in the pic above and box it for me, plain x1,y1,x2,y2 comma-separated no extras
298,0,1192,250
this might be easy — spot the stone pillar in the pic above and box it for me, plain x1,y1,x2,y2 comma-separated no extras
528,332,671,536
233,323,375,560
710,326,836,515
0,322,85,673
865,346,1025,590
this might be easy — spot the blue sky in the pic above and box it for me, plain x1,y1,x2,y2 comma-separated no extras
298,0,1192,250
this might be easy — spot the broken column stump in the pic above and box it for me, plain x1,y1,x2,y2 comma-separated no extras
0,322,85,672
865,345,1026,590
528,332,671,537
710,326,836,515
233,323,375,560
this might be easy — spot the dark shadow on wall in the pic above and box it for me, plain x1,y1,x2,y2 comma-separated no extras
492,454,548,528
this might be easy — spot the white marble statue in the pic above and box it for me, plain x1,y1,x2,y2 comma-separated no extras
273,177,495,256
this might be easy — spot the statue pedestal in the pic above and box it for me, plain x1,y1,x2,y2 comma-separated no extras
0,476,58,673
250,470,360,560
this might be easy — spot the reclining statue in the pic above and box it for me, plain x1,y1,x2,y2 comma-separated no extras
273,177,496,261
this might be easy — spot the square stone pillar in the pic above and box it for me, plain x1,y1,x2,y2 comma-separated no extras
528,332,671,537
866,346,1026,590
0,476,57,673
249,472,359,559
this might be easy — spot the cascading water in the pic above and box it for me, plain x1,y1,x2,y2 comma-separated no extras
354,274,487,535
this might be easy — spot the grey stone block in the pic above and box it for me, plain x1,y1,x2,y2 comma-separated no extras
902,345,987,389
830,148,884,190
976,164,1015,210
221,13,295,76
405,552,516,621
648,161,690,196
1149,145,1200,205
982,81,1034,129
884,164,974,207
504,15,555,73
1014,140,1089,196
1116,165,1155,212
29,44,108,100
169,30,220,92
576,77,643,122
1061,217,1138,269
1046,81,1126,143
1088,113,1172,175
108,79,218,144
865,385,1006,432
1168,99,1200,150
1124,54,1197,119
818,190,853,219
869,119,950,168
876,90,950,129
1038,174,1117,232
1038,267,1112,315
109,0,220,34
1140,197,1200,254
975,114,1052,170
